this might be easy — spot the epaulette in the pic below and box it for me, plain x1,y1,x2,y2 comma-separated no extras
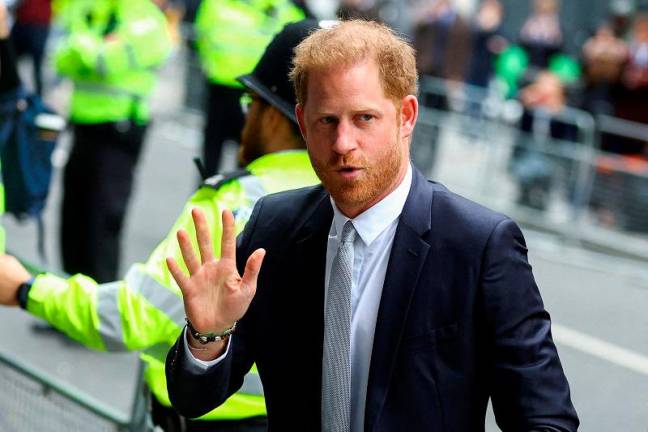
201,168,252,190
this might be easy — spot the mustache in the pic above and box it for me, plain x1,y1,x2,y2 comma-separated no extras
325,154,367,169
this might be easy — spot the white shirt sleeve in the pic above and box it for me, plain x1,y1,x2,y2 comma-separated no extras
182,327,232,372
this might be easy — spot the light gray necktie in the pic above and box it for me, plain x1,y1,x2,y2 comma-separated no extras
322,220,356,432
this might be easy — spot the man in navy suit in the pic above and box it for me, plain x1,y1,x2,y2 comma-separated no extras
165,20,579,431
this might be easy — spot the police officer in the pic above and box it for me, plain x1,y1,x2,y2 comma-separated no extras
0,20,323,432
56,0,171,283
194,0,304,176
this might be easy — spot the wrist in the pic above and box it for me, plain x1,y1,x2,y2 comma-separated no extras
185,318,237,345
185,328,228,361
16,277,35,309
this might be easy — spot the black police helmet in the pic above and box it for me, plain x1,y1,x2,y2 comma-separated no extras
237,19,322,125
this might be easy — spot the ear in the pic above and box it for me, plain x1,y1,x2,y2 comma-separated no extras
399,95,418,140
264,104,283,129
295,104,308,141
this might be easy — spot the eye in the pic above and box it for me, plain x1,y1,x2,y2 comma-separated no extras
320,116,337,125
358,113,374,122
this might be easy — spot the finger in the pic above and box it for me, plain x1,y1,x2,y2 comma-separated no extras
177,229,200,275
241,248,266,294
192,208,214,264
166,257,190,294
220,209,237,261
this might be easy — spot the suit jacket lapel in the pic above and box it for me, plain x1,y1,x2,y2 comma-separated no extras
365,168,434,431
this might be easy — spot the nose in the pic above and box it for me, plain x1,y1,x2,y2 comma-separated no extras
331,119,357,155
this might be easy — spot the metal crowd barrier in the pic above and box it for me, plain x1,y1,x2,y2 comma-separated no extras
0,351,150,432
413,76,648,260
0,258,153,432
590,115,648,235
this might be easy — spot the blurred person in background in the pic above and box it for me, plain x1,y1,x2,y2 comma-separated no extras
9,0,51,96
194,0,304,177
1,0,63,257
0,0,18,254
465,0,505,89
591,9,648,156
509,71,580,210
495,0,578,102
618,10,648,127
0,0,20,105
588,9,648,233
413,0,471,110
56,0,171,283
413,0,471,83
590,8,648,233
581,22,628,116
0,19,321,432
519,0,563,69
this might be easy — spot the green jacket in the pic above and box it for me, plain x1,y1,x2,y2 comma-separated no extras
54,0,171,124
195,0,304,88
26,150,319,420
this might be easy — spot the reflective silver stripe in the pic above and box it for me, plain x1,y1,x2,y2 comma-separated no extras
96,282,127,351
125,267,185,327
238,175,267,203
125,44,138,69
75,82,143,99
96,52,108,77
235,175,267,223
240,372,264,396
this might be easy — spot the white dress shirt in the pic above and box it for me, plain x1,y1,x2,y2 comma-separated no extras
326,165,412,432
185,165,413,432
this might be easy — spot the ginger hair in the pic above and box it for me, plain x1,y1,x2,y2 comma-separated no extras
290,20,418,106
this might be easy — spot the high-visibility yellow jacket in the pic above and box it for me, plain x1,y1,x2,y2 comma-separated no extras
195,0,304,88
54,0,171,124
26,150,319,420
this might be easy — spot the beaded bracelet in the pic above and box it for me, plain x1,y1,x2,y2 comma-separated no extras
186,318,237,344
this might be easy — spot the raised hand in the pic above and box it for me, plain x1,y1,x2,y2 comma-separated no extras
167,208,265,358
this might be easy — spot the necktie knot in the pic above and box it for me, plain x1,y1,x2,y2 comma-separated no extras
340,221,356,244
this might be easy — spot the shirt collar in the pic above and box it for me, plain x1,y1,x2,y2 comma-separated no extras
331,164,412,246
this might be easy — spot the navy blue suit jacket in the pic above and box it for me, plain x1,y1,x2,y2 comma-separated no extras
166,167,579,431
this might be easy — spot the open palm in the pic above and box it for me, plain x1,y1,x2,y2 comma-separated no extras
167,208,265,334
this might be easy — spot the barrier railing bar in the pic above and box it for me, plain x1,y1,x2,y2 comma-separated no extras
0,349,130,426
597,115,648,142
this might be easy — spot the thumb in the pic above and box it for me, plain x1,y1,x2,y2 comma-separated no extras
241,248,266,293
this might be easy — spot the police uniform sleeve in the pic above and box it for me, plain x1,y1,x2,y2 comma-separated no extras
25,190,228,353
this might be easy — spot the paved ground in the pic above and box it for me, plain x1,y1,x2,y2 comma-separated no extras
1,47,648,431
